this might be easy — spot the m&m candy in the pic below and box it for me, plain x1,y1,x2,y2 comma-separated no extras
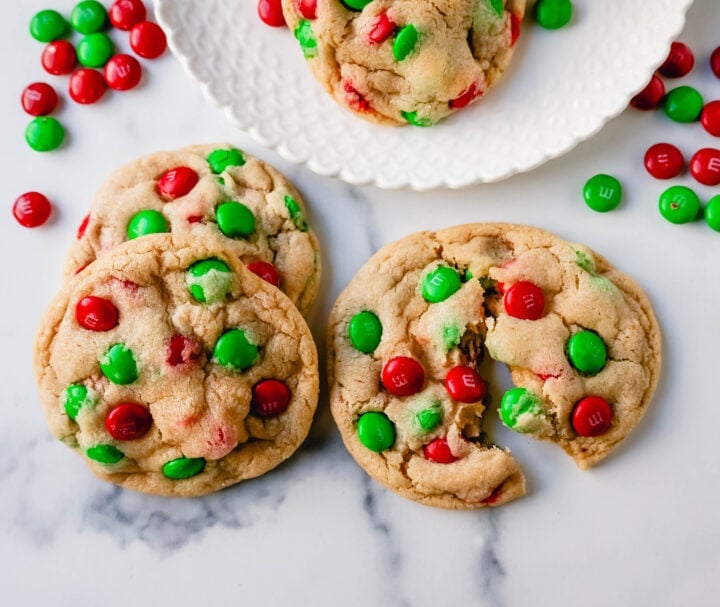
701,101,720,137
42,40,77,75
75,296,119,331
100,343,139,385
70,1,108,34
187,259,233,303
251,379,291,416
381,356,424,397
566,330,607,375
162,457,206,479
644,143,684,180
630,74,665,110
664,86,704,123
105,403,153,440
348,311,383,354
25,116,65,151
104,54,142,91
503,281,545,320
257,0,286,27
21,83,58,116
712,47,720,79
216,202,256,238
444,366,487,403
393,25,418,61
13,192,52,227
423,437,457,464
658,41,694,78
583,173,622,212
357,411,395,452
246,261,281,288
705,195,720,232
213,329,259,371
689,148,720,186
658,185,701,224
571,396,612,437
30,9,69,42
69,68,106,104
422,266,461,303
109,0,147,31
535,0,573,30
130,21,167,59
295,0,317,20
157,166,198,199
76,32,114,68
127,209,169,239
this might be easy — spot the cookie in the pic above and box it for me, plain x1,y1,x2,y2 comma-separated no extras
282,0,526,126
35,233,319,496
66,144,321,316
328,224,661,509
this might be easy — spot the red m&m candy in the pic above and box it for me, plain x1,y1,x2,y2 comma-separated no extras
104,54,142,91
444,366,487,403
504,281,545,320
571,396,612,437
689,148,720,186
75,296,119,331
712,47,720,79
21,83,58,116
450,83,480,110
13,192,52,228
367,12,395,44
295,0,317,19
77,214,90,239
130,21,167,59
423,438,458,464
701,101,720,137
658,41,694,78
644,143,684,179
252,379,292,416
247,261,281,288
166,335,202,366
42,40,77,75
105,403,153,440
257,0,286,27
381,356,424,397
69,68,106,104
630,74,665,110
109,0,147,31
157,166,199,200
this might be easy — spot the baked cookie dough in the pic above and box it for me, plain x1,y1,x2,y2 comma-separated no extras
328,224,661,509
282,0,526,125
36,233,319,497
66,144,321,316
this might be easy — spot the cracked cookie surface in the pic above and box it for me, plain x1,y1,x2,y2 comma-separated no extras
36,233,319,496
282,0,526,126
65,144,321,316
328,224,661,509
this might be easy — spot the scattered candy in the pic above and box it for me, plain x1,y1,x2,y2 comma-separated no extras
571,396,612,436
130,21,167,59
30,9,69,42
381,356,424,397
422,266,461,303
216,202,256,238
712,47,720,79
109,0,147,31
701,101,720,137
415,401,442,432
207,148,245,172
349,310,383,353
187,259,233,303
75,296,119,331
583,173,622,212
104,53,142,90
13,192,52,227
499,387,545,433
689,148,720,186
25,116,65,151
630,74,665,110
664,86,704,123
70,1,108,34
503,281,545,320
535,0,573,30
295,0,317,20
42,40,77,75
162,457,206,480
246,261,281,288
251,379,291,416
644,143,684,179
658,41,694,78
76,32,114,68
357,411,395,452
367,12,395,44
105,403,153,440
21,82,59,116
213,329,259,370
100,343,139,384
69,67,106,103
444,366,487,403
566,330,607,375
257,0,286,27
86,444,124,464
157,166,198,199
658,185,701,224
705,195,720,232
127,209,169,239
393,25,418,62
63,384,93,420
423,437,457,463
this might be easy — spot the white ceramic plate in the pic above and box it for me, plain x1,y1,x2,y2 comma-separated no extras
155,0,692,190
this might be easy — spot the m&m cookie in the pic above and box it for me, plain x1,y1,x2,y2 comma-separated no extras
65,144,321,315
35,233,319,496
328,224,661,509
281,0,526,126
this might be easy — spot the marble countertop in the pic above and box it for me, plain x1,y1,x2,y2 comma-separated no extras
2,1,719,605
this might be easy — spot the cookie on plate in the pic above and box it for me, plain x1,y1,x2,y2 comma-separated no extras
36,233,319,496
328,224,661,509
66,144,321,316
282,0,526,126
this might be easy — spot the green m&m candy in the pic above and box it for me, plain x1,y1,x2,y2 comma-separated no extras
393,25,418,61
63,384,95,420
70,1,107,34
348,311,383,353
422,266,461,303
566,330,607,375
295,20,318,59
100,343,138,385
357,411,395,452
216,202,256,239
705,195,720,232
401,110,434,127
489,0,504,17
664,86,704,123
415,401,443,432
86,444,124,464
76,32,114,67
163,457,206,480
659,185,701,224
499,387,545,433
284,195,308,231
342,0,373,10
127,209,169,239
26,117,65,152
30,9,69,42
187,259,234,303
535,0,573,30
207,148,245,173
583,174,622,212
214,329,259,371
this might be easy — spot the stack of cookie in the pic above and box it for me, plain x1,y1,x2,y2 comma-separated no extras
34,144,321,496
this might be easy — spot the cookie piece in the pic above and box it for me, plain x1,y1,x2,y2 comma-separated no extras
328,224,661,509
282,0,526,126
66,144,321,316
36,233,319,496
